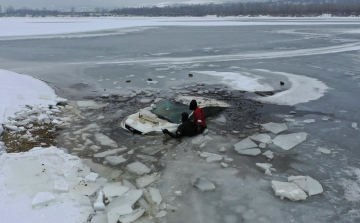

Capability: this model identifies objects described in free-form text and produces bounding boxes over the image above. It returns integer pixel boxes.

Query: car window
[151,100,192,124]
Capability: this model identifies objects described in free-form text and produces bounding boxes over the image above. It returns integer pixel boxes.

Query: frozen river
[1,17,360,222]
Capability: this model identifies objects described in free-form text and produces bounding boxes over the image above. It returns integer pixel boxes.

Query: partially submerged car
[121,96,230,134]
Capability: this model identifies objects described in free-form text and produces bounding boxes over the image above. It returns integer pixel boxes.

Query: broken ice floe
[317,147,331,154]
[272,132,307,150]
[256,163,276,176]
[32,192,56,209]
[262,150,274,160]
[233,138,261,156]
[260,122,288,134]
[352,122,358,129]
[303,119,315,123]
[149,187,162,205]
[250,134,272,144]
[126,162,151,175]
[103,182,129,197]
[94,147,127,158]
[105,156,127,165]
[271,181,307,201]
[288,176,323,196]
[94,133,118,148]
[136,174,158,188]
[191,177,216,192]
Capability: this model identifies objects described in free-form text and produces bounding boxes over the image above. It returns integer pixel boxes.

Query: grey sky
[0,0,242,9]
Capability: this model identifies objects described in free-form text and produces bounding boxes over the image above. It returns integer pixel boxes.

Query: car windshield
[151,100,192,124]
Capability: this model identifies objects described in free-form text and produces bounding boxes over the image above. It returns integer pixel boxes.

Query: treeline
[110,1,360,17]
[2,0,360,17]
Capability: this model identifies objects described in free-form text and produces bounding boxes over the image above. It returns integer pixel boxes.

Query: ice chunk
[94,133,118,148]
[271,181,307,201]
[118,208,145,223]
[288,176,308,192]
[352,122,358,129]
[219,147,226,153]
[32,192,56,208]
[91,214,107,223]
[94,147,127,158]
[122,179,137,190]
[54,180,69,193]
[191,178,216,192]
[234,138,257,152]
[90,145,101,151]
[105,155,127,165]
[77,100,98,108]
[69,181,101,196]
[306,176,323,196]
[272,132,307,150]
[303,119,315,123]
[94,190,105,211]
[250,134,272,144]
[86,172,99,182]
[221,163,228,168]
[156,210,167,218]
[206,154,223,163]
[140,98,153,103]
[317,147,331,154]
[0,125,3,136]
[262,150,274,160]
[106,190,143,223]
[200,152,213,158]
[261,122,288,134]
[256,163,273,171]
[103,183,129,198]
[259,143,266,149]
[136,174,158,188]
[126,162,151,175]
[236,148,261,156]
[149,187,162,205]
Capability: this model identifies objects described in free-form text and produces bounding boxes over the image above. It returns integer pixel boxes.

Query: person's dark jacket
[163,112,197,138]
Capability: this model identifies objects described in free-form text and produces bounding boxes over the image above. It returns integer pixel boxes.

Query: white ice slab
[234,138,258,152]
[94,147,127,158]
[118,208,145,223]
[262,150,274,160]
[250,134,272,144]
[219,147,226,153]
[200,152,214,158]
[272,132,307,150]
[191,178,216,192]
[32,192,56,209]
[136,174,158,188]
[255,163,273,171]
[215,115,227,123]
[303,119,315,123]
[91,214,107,223]
[94,190,105,211]
[94,133,118,148]
[156,210,167,218]
[306,176,323,196]
[317,147,331,154]
[126,162,151,175]
[236,148,261,156]
[103,183,129,198]
[86,172,99,182]
[271,181,307,201]
[352,122,358,129]
[149,187,162,205]
[260,122,288,134]
[105,156,127,166]
[105,190,143,223]
[206,154,223,163]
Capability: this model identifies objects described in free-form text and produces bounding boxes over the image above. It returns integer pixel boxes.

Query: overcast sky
[0,0,244,9]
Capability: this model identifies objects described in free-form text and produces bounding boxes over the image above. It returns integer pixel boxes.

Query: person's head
[189,100,197,110]
[181,112,189,122]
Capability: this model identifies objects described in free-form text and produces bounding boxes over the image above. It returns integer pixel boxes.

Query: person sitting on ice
[162,112,198,138]
[189,99,207,133]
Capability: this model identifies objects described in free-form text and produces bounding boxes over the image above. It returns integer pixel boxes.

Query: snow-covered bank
[0,147,93,223]
[0,69,65,125]
[1,17,360,37]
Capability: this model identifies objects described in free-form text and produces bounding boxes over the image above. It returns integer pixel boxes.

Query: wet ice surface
[2,18,360,222]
